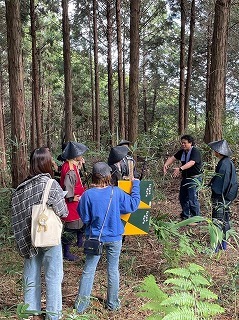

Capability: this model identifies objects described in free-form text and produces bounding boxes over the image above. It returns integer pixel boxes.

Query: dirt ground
[0,178,238,319]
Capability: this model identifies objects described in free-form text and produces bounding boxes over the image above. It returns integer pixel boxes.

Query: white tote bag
[31,179,63,247]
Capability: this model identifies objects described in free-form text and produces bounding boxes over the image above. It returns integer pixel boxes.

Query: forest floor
[0,177,239,320]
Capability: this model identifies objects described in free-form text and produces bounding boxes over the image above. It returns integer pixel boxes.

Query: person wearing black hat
[208,139,238,251]
[108,145,139,185]
[117,139,131,147]
[60,141,88,261]
[163,135,203,221]
[74,162,140,313]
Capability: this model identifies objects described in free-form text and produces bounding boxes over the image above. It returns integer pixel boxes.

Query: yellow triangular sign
[123,222,147,235]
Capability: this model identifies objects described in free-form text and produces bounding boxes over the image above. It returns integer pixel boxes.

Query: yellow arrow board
[118,180,153,235]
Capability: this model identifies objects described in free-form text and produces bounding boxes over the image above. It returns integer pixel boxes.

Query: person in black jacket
[163,135,203,221]
[208,139,238,251]
[108,145,139,185]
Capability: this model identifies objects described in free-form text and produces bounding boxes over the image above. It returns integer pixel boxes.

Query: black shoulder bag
[83,187,114,255]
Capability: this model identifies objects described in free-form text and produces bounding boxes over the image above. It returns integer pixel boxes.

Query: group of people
[11,135,237,319]
[11,140,140,319]
[163,135,238,251]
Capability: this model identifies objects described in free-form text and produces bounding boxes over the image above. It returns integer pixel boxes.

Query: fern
[160,292,196,307]
[164,267,190,278]
[197,287,218,300]
[190,274,211,286]
[139,275,168,301]
[137,263,225,319]
[164,278,194,290]
[162,306,196,320]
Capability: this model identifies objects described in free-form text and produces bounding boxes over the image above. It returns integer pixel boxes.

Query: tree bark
[93,0,100,148]
[107,0,115,145]
[0,58,7,187]
[204,0,231,143]
[142,52,148,133]
[116,0,125,140]
[128,0,140,143]
[30,0,43,147]
[184,0,195,131]
[5,0,28,187]
[87,1,95,142]
[178,0,186,135]
[62,0,73,142]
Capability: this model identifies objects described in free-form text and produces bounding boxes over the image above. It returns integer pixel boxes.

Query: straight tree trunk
[123,26,127,138]
[116,0,125,140]
[184,0,195,130]
[0,58,7,187]
[5,0,28,187]
[142,52,148,133]
[93,0,100,148]
[204,0,231,143]
[178,0,186,135]
[206,12,213,106]
[62,0,73,142]
[30,0,43,147]
[87,1,95,141]
[106,0,115,145]
[128,0,140,143]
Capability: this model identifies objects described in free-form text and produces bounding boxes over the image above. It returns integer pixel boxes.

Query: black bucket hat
[93,162,112,177]
[108,145,128,165]
[61,141,88,160]
[117,139,131,147]
[208,139,232,157]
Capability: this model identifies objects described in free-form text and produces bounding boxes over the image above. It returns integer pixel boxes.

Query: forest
[0,0,239,319]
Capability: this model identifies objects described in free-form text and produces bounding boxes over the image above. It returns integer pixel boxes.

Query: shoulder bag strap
[98,187,114,241]
[41,179,54,208]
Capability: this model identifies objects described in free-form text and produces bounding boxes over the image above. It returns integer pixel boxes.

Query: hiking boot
[63,244,79,261]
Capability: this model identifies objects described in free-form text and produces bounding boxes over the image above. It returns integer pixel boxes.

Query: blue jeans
[23,244,63,320]
[179,177,201,219]
[75,240,122,313]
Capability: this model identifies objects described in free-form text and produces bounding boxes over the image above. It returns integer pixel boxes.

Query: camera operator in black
[108,145,139,186]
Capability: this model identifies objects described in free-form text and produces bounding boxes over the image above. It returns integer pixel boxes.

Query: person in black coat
[208,139,238,251]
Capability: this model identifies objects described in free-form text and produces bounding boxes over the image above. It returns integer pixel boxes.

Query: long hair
[91,173,112,188]
[29,147,54,177]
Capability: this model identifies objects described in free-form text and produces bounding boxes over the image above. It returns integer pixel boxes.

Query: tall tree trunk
[5,0,28,187]
[123,25,127,138]
[30,0,43,147]
[178,0,186,135]
[206,12,213,105]
[107,0,115,145]
[87,2,95,142]
[93,0,100,148]
[116,0,125,140]
[62,0,73,142]
[184,0,195,131]
[204,0,231,143]
[128,0,140,143]
[0,58,7,187]
[142,52,148,133]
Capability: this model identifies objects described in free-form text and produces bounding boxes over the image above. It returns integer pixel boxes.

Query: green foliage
[138,263,225,319]
[151,216,200,267]
[0,188,14,246]
[16,303,41,319]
